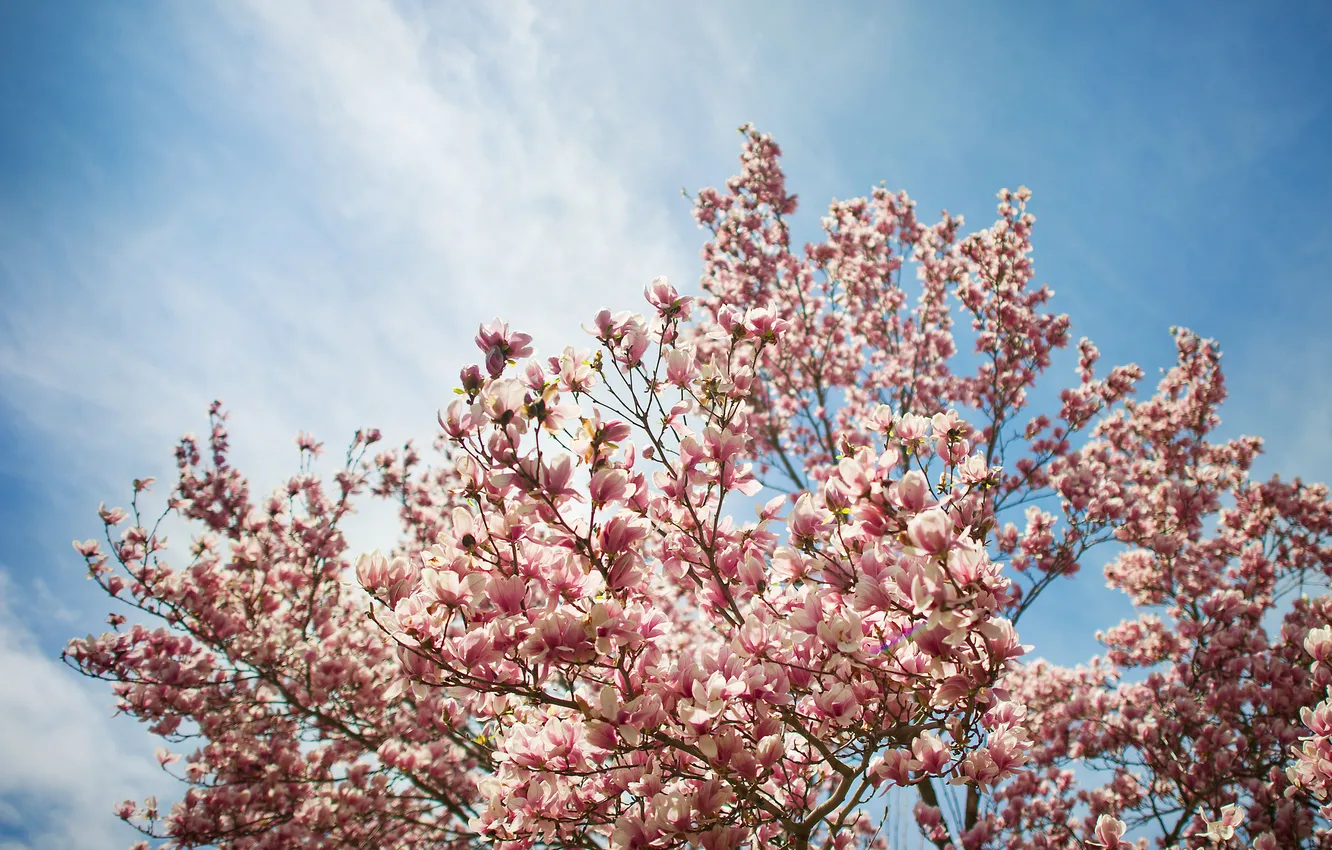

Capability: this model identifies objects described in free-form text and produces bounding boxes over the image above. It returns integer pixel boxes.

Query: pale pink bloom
[1307,626,1332,676]
[871,749,914,786]
[521,358,546,391]
[645,276,692,319]
[98,503,128,526]
[931,675,971,707]
[758,494,785,522]
[907,508,956,555]
[909,732,950,774]
[589,468,631,505]
[421,567,482,607]
[540,452,580,501]
[737,552,767,590]
[355,550,390,590]
[475,318,534,377]
[644,275,678,308]
[599,512,647,556]
[1202,804,1244,841]
[930,410,957,438]
[816,611,864,654]
[714,304,743,338]
[789,493,831,548]
[896,413,931,451]
[958,452,993,485]
[1090,814,1127,848]
[392,594,432,637]
[814,682,859,726]
[458,362,485,396]
[665,347,698,386]
[935,435,970,464]
[485,575,527,615]
[522,611,595,664]
[453,630,502,668]
[477,379,528,429]
[894,469,934,512]
[619,319,651,366]
[549,345,596,392]
[741,306,790,341]
[584,307,631,341]
[868,403,896,434]
[439,398,473,438]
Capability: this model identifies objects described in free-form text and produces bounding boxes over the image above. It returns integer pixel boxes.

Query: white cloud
[0,570,164,850]
[1231,333,1332,487]
[0,0,803,489]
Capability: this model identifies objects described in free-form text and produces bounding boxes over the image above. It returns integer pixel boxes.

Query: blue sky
[1,2,1329,846]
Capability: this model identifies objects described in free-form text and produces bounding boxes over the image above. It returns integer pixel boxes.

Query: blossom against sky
[1,2,1329,846]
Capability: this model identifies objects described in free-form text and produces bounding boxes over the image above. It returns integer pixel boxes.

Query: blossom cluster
[67,404,484,848]
[361,279,1029,848]
[67,126,1332,850]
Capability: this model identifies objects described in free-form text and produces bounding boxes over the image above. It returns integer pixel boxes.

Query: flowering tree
[66,405,485,847]
[69,127,1331,849]
[676,129,1332,848]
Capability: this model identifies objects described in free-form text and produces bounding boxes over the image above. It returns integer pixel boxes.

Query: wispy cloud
[4,3,696,469]
[0,571,164,850]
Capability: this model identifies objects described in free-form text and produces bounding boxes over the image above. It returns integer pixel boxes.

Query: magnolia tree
[66,405,484,846]
[68,127,1332,850]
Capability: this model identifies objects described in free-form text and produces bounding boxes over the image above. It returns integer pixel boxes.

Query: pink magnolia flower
[907,508,956,555]
[475,318,534,378]
[909,732,950,775]
[1202,804,1245,842]
[894,469,935,512]
[589,467,631,505]
[1090,814,1127,848]
[645,275,693,321]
